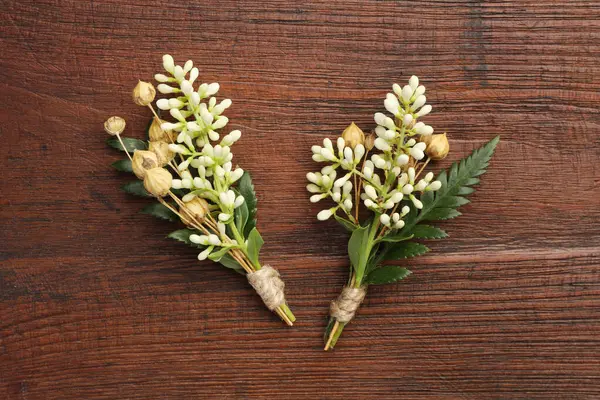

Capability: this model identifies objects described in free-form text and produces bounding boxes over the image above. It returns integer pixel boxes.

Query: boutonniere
[104,55,295,325]
[306,76,498,349]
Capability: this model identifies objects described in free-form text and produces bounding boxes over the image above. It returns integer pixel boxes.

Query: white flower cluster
[307,137,366,221]
[307,75,442,233]
[155,55,246,259]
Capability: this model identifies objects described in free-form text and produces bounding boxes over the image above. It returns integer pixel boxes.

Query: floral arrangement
[306,76,498,349]
[104,55,295,325]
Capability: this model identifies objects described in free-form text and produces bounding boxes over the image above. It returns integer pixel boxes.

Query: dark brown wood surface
[2,1,600,398]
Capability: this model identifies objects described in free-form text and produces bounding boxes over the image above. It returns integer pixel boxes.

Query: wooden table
[2,1,599,398]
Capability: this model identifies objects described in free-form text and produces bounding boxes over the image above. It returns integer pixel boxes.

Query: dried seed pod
[148,141,174,166]
[133,81,156,106]
[132,150,159,179]
[179,197,210,225]
[421,133,450,160]
[341,122,365,149]
[104,116,126,136]
[148,118,175,142]
[143,167,172,197]
[364,132,376,151]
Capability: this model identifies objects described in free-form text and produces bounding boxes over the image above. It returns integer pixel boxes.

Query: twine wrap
[330,286,367,323]
[247,265,286,310]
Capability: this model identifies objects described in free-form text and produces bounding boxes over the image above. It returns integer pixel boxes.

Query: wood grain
[1,0,600,398]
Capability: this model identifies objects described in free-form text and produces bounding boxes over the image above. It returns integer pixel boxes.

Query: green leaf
[348,225,370,278]
[246,228,264,267]
[107,137,147,152]
[234,197,249,235]
[167,228,203,247]
[378,233,414,243]
[217,253,244,274]
[111,159,133,173]
[141,202,178,222]
[208,246,231,262]
[410,225,448,239]
[421,208,462,221]
[403,136,499,227]
[383,242,430,261]
[122,181,152,197]
[334,214,358,232]
[365,266,412,285]
[238,172,258,237]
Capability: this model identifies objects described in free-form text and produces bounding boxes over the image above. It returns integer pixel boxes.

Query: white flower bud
[428,181,442,191]
[391,192,404,203]
[402,184,414,195]
[384,93,400,115]
[392,83,402,96]
[394,220,405,229]
[354,144,365,162]
[189,68,199,83]
[198,248,212,260]
[412,95,426,110]
[156,99,170,110]
[410,195,423,209]
[183,60,193,74]
[416,104,432,117]
[364,185,378,200]
[206,83,220,96]
[180,80,193,96]
[409,75,419,90]
[380,214,391,226]
[343,199,353,210]
[162,54,175,73]
[317,209,334,221]
[403,114,413,127]
[401,205,410,215]
[234,196,245,208]
[364,199,375,208]
[155,73,170,82]
[212,117,228,130]
[374,112,387,126]
[396,154,409,166]
[414,85,426,97]
[425,172,434,182]
[157,84,175,94]
[374,137,391,151]
[401,85,413,102]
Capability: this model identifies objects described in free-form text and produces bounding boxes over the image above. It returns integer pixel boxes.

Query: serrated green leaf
[334,214,358,232]
[378,233,414,243]
[122,181,152,197]
[167,228,203,247]
[141,202,178,222]
[111,159,133,173]
[246,228,263,267]
[238,172,258,237]
[404,136,499,227]
[107,137,147,152]
[365,266,412,285]
[421,208,462,221]
[383,242,430,260]
[410,225,448,239]
[436,196,470,208]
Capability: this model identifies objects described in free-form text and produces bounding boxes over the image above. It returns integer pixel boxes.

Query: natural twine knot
[247,265,286,310]
[330,286,367,323]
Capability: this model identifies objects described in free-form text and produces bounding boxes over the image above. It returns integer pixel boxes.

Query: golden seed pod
[341,122,365,149]
[148,118,175,142]
[132,150,159,179]
[104,116,126,136]
[421,133,450,160]
[143,167,172,197]
[179,197,210,226]
[148,141,174,166]
[133,80,156,106]
[364,132,376,151]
